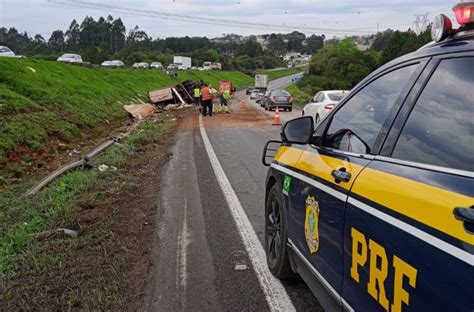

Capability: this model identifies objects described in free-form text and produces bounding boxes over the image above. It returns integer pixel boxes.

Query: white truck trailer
[173,56,192,69]
[255,74,269,90]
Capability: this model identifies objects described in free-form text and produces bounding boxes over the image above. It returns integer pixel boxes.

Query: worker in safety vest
[220,89,231,114]
[201,84,213,117]
[193,85,201,106]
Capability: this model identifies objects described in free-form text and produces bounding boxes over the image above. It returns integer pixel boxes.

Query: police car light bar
[432,14,453,42]
[453,1,474,25]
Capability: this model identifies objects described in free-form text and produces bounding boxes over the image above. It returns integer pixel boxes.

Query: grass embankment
[0,58,253,181]
[256,65,307,81]
[1,111,177,309]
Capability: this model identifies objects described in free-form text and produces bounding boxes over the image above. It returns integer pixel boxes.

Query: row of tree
[0,16,325,71]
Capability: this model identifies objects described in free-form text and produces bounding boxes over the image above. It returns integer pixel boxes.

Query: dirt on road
[203,97,272,129]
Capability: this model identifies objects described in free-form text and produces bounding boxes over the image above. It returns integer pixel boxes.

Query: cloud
[0,0,456,38]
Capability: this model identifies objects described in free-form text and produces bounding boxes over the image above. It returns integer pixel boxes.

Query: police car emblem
[305,195,320,254]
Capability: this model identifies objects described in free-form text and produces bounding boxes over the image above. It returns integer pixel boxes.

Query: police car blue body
[263,4,474,311]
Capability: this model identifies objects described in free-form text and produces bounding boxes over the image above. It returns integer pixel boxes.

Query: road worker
[210,85,219,114]
[201,84,213,117]
[193,84,201,106]
[220,89,231,114]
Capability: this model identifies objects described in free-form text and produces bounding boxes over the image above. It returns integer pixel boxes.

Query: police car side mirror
[281,116,314,145]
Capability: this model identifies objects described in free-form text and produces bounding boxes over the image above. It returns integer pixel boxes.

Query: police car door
[285,63,424,310]
[343,55,474,312]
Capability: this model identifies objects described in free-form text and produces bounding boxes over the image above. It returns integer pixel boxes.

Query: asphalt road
[145,75,322,311]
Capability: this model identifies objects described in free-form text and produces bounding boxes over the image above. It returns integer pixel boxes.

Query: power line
[47,0,374,35]
[413,13,430,34]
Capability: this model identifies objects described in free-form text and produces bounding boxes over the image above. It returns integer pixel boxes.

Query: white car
[102,60,124,68]
[302,90,349,123]
[133,62,149,69]
[57,54,83,63]
[150,62,163,69]
[250,89,265,101]
[0,46,16,57]
[167,63,179,70]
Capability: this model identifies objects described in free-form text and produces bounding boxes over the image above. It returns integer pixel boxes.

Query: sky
[0,0,457,40]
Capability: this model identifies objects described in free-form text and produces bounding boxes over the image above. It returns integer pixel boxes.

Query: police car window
[323,65,418,154]
[392,57,474,172]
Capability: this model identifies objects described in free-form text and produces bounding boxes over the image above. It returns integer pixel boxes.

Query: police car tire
[265,184,297,280]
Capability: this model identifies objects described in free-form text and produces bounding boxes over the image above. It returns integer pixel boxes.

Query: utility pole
[413,13,430,35]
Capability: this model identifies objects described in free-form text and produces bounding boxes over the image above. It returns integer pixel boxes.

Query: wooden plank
[171,87,186,105]
[149,88,173,103]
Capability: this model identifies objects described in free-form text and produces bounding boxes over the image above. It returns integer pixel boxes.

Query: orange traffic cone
[272,107,282,126]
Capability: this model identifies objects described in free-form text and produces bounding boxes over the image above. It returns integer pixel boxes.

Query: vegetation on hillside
[0,58,253,181]
[289,28,431,105]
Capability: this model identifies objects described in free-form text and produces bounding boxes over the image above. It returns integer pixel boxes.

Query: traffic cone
[272,107,282,126]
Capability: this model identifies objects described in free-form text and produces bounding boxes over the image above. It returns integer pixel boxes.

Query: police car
[262,3,473,311]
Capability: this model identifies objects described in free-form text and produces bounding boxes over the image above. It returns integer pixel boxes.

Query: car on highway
[132,62,149,69]
[292,75,303,82]
[0,46,16,57]
[150,62,164,69]
[167,63,179,70]
[302,90,349,123]
[250,89,264,100]
[263,90,293,111]
[262,4,474,312]
[260,90,271,108]
[57,53,83,63]
[101,60,124,68]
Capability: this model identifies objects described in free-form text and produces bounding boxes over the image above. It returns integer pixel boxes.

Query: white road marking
[199,115,296,312]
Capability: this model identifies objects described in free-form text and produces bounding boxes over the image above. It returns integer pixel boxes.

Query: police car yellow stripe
[273,146,474,246]
[294,150,366,192]
[351,167,474,246]
[272,163,473,265]
[274,146,304,167]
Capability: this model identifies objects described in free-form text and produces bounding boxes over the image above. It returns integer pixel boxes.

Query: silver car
[133,62,150,69]
[102,60,124,68]
[150,62,164,69]
[0,46,16,57]
[264,90,293,112]
[57,54,83,63]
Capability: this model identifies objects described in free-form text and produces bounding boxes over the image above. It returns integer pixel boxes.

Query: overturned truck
[149,80,197,107]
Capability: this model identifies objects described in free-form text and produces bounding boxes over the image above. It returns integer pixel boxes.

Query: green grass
[256,66,308,81]
[0,58,253,180]
[287,84,312,108]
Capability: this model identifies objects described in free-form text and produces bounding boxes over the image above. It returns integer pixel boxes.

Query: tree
[305,34,325,54]
[371,29,394,51]
[286,31,306,52]
[48,30,65,53]
[127,25,150,43]
[65,19,80,52]
[111,18,126,53]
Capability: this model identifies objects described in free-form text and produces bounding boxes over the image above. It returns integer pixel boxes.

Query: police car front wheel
[265,184,296,280]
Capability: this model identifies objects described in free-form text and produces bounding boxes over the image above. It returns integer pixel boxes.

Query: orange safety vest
[201,87,212,101]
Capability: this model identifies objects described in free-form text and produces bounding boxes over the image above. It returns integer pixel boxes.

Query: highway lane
[146,75,322,311]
